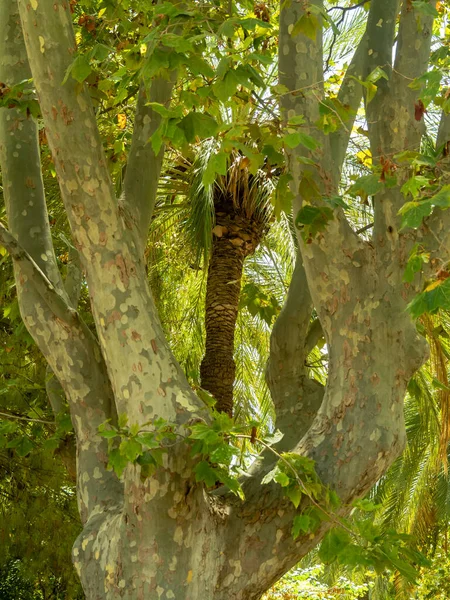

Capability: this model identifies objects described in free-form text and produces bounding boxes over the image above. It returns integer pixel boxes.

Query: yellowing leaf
[117,114,127,129]
[425,280,442,292]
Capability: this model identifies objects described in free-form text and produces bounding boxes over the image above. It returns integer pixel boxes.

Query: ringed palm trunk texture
[200,210,266,415]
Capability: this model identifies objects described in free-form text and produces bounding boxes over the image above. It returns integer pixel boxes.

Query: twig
[0,410,55,425]
[355,222,374,235]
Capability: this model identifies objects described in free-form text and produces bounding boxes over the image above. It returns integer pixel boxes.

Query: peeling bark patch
[151,339,158,354]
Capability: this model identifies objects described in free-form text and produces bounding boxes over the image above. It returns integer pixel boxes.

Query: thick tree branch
[266,256,323,455]
[0,223,78,324]
[0,1,121,523]
[279,0,365,271]
[122,76,176,256]
[18,0,205,428]
[330,31,367,182]
[367,0,435,244]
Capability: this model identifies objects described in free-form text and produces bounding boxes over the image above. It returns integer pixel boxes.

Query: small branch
[327,0,371,13]
[0,410,55,425]
[355,222,374,235]
[251,90,279,121]
[233,433,356,538]
[0,222,78,325]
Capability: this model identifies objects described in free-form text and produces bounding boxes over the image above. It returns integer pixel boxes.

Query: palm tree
[151,140,278,415]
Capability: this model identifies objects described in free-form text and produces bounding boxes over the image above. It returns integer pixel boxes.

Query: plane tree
[0,0,450,599]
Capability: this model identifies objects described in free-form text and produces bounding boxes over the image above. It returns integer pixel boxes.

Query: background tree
[0,0,450,599]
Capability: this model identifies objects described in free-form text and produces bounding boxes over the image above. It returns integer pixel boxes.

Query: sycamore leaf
[7,436,34,457]
[319,529,352,564]
[428,184,450,208]
[401,175,430,199]
[408,278,450,318]
[194,460,218,487]
[273,173,293,219]
[108,448,129,478]
[188,55,215,78]
[119,438,143,462]
[69,55,92,83]
[283,131,319,150]
[202,152,228,186]
[348,174,382,200]
[295,205,334,241]
[274,470,291,487]
[292,514,311,539]
[412,0,439,17]
[178,112,219,143]
[291,14,320,40]
[286,486,302,508]
[398,200,433,229]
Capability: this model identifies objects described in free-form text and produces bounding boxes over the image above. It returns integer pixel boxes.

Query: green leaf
[189,423,221,445]
[119,438,143,462]
[70,55,92,84]
[274,470,291,487]
[261,467,277,485]
[428,185,450,208]
[352,498,382,512]
[273,173,293,219]
[319,529,352,564]
[404,245,429,283]
[286,486,302,508]
[348,174,382,200]
[408,278,450,319]
[0,420,19,434]
[295,205,334,241]
[412,0,439,17]
[283,132,319,151]
[209,444,236,465]
[194,460,218,487]
[292,514,311,539]
[118,413,128,429]
[98,428,118,439]
[91,43,110,62]
[401,175,430,199]
[398,200,433,229]
[323,195,349,209]
[202,151,228,186]
[136,450,157,466]
[188,55,215,79]
[11,436,34,457]
[136,432,160,449]
[108,448,129,478]
[178,112,219,143]
[291,14,320,40]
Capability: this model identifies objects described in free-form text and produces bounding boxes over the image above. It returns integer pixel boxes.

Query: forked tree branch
[0,0,122,522]
[0,223,78,325]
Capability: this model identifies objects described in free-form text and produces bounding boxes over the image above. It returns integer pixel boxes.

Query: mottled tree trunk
[200,213,265,415]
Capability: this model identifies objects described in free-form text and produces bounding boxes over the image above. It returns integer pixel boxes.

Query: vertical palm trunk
[200,232,245,415]
[200,213,265,415]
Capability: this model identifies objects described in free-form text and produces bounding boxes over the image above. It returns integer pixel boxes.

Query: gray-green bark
[0,0,441,598]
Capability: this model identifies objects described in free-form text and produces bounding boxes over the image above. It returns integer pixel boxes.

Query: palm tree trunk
[200,232,245,415]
